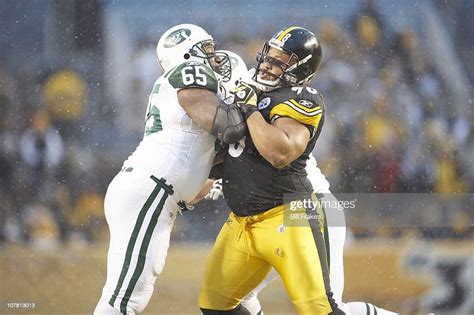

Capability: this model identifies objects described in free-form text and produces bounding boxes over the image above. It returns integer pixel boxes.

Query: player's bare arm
[189,178,214,205]
[231,79,318,169]
[178,88,218,133]
[246,113,309,168]
[177,83,247,144]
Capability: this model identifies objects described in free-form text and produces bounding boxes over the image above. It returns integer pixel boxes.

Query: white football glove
[205,179,223,200]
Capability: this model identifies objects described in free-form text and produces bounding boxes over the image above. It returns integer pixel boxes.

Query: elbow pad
[212,102,247,144]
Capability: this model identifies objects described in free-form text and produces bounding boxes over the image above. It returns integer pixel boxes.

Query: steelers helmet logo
[237,91,246,99]
[258,97,271,110]
[163,28,191,48]
[298,99,313,108]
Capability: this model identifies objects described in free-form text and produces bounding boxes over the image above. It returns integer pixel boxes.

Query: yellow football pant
[198,203,335,314]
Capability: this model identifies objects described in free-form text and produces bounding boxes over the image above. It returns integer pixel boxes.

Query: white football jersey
[123,61,222,202]
[306,154,331,193]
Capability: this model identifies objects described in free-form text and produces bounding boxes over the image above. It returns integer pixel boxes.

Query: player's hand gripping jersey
[123,61,222,203]
[223,85,325,215]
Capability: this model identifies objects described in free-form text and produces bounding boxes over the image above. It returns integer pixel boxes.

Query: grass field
[1,240,438,314]
[1,242,293,314]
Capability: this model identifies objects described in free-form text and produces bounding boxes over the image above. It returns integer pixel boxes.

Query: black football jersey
[223,85,325,216]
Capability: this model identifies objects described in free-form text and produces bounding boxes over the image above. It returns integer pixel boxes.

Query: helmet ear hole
[184,53,190,60]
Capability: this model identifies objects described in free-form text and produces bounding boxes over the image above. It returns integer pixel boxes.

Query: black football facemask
[189,40,232,82]
[253,41,300,89]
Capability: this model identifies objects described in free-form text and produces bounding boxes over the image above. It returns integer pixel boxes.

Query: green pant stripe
[120,190,169,313]
[108,176,174,310]
[108,183,162,308]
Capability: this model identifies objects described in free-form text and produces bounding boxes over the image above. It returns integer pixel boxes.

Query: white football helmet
[216,50,249,93]
[156,24,231,81]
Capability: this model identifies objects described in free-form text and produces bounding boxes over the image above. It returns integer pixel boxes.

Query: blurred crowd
[308,5,474,239]
[0,1,472,247]
[0,69,114,248]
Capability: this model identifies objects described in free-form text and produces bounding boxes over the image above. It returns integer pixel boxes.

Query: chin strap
[244,68,280,92]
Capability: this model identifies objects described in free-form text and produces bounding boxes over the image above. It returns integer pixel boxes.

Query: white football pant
[94,170,179,314]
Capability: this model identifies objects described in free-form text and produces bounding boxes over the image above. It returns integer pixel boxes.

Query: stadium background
[0,0,473,314]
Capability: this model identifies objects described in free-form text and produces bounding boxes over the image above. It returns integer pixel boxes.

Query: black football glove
[231,82,259,120]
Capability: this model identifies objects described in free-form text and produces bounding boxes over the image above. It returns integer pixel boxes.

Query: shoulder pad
[269,86,325,128]
[167,62,218,93]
